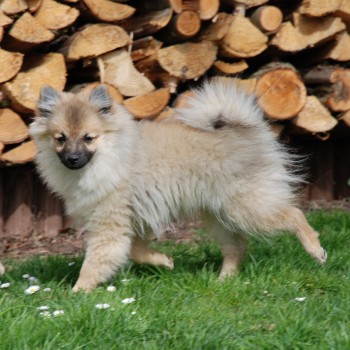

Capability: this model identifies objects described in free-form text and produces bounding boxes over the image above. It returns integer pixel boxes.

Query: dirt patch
[1,201,349,260]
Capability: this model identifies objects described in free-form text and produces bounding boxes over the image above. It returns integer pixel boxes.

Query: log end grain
[123,88,170,119]
[256,68,307,120]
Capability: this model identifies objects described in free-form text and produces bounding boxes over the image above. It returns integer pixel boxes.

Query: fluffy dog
[29,78,327,292]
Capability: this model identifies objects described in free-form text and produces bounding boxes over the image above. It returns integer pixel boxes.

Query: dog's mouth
[58,152,93,170]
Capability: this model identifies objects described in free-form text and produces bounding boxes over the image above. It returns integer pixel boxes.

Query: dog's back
[131,80,300,235]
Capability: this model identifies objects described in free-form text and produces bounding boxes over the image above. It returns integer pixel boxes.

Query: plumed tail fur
[172,78,306,212]
[174,78,264,131]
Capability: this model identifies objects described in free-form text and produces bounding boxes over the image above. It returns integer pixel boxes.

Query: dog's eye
[55,134,66,145]
[84,135,94,144]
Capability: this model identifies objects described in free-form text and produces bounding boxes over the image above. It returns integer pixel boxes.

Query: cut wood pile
[1,0,350,165]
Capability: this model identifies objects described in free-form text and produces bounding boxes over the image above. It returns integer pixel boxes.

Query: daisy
[53,310,64,317]
[106,286,116,292]
[25,285,40,295]
[121,297,136,304]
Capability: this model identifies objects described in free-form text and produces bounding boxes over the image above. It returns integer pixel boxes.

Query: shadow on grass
[6,209,346,288]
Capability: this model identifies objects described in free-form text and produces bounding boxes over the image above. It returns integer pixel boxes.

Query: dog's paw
[164,255,174,270]
[311,247,327,265]
[72,280,95,293]
[0,262,5,275]
[318,248,327,264]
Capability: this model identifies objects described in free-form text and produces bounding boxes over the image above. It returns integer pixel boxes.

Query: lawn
[0,210,349,350]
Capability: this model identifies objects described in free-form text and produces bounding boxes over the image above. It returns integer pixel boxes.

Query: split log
[27,0,43,12]
[34,0,80,30]
[292,13,345,44]
[220,15,268,58]
[222,0,269,11]
[291,96,338,133]
[0,10,13,26]
[99,49,155,97]
[199,0,220,20]
[339,109,350,127]
[82,0,135,22]
[3,12,55,52]
[213,60,248,75]
[0,0,28,15]
[270,22,308,52]
[325,32,350,61]
[169,0,219,20]
[336,2,350,28]
[299,0,341,17]
[60,24,131,61]
[0,140,37,164]
[131,37,163,62]
[254,64,307,120]
[303,67,350,112]
[134,54,174,91]
[271,14,346,52]
[157,41,217,80]
[123,88,170,119]
[3,53,66,113]
[0,109,28,144]
[200,13,233,42]
[0,48,23,83]
[250,6,283,33]
[119,8,173,39]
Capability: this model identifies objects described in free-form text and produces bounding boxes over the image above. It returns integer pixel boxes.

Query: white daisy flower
[43,288,52,292]
[121,297,136,304]
[37,306,50,311]
[131,311,137,315]
[39,311,51,318]
[106,286,116,292]
[22,274,30,279]
[95,303,110,309]
[0,282,11,288]
[121,279,131,283]
[25,285,40,295]
[68,262,75,266]
[295,297,306,302]
[53,310,64,317]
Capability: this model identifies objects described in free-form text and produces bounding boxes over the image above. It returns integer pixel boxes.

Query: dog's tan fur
[29,79,327,292]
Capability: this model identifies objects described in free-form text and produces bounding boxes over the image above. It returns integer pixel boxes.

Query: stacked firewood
[1,0,350,165]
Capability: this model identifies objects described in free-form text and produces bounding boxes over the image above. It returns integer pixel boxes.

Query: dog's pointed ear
[89,85,112,116]
[38,86,61,118]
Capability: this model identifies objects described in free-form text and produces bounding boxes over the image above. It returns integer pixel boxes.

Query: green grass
[1,210,350,350]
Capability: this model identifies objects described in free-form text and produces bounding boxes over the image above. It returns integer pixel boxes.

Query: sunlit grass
[0,210,349,349]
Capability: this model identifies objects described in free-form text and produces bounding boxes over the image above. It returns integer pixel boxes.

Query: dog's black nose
[67,154,79,165]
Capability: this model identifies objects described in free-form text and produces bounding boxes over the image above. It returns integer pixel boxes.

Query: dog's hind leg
[203,214,247,279]
[0,261,4,275]
[130,236,174,269]
[281,206,327,264]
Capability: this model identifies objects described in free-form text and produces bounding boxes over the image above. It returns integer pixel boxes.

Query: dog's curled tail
[174,78,264,131]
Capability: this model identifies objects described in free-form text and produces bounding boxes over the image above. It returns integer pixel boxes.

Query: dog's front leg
[73,228,133,292]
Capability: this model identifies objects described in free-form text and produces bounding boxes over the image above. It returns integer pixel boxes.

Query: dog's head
[32,85,115,170]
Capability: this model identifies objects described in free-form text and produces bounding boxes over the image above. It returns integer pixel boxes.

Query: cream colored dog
[29,79,327,292]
